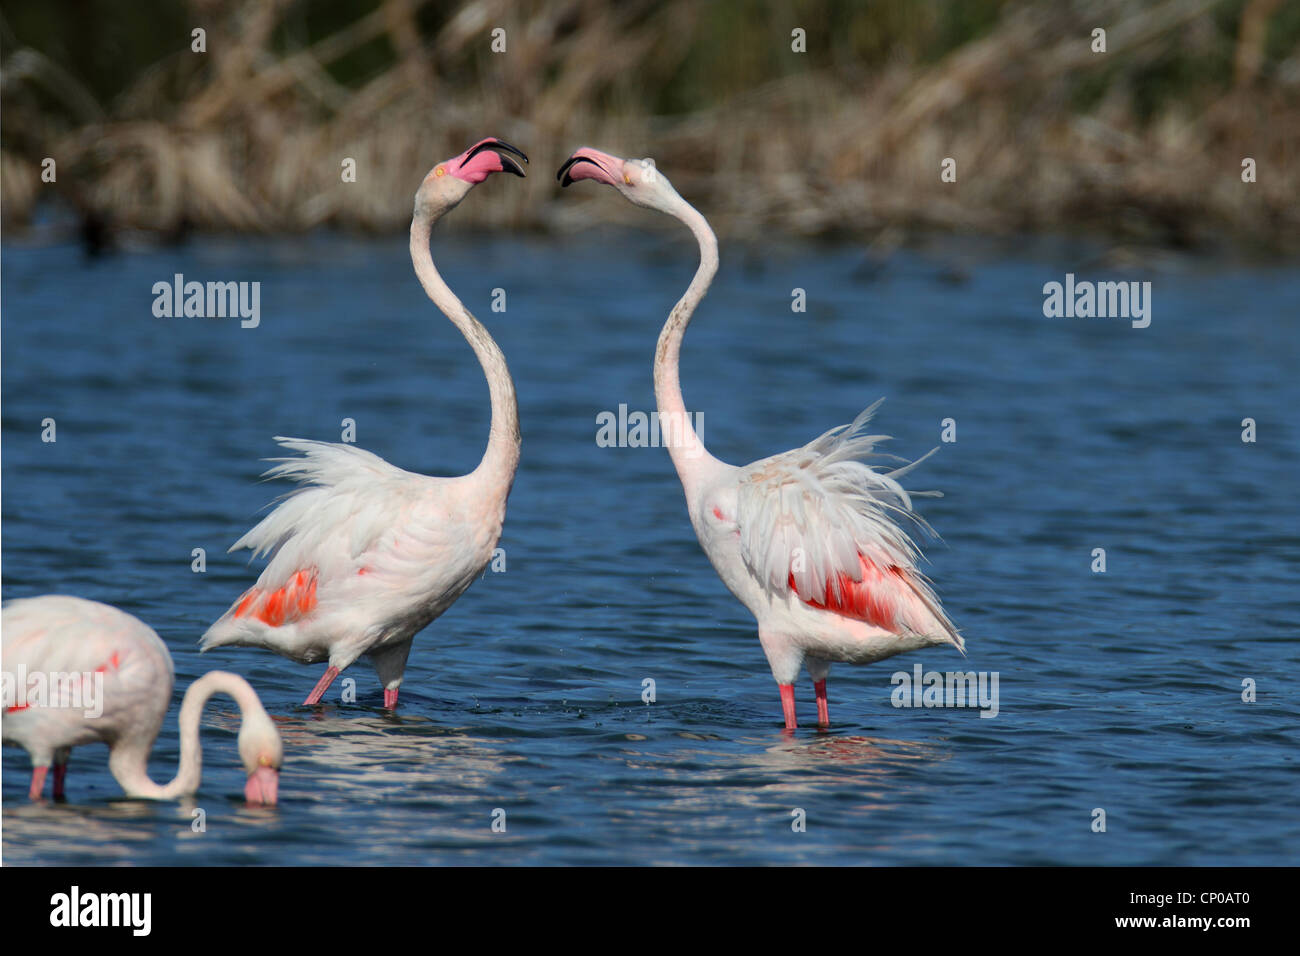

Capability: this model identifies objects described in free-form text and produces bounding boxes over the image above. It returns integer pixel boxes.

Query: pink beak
[244,765,279,806]
[445,138,528,184]
[557,147,626,188]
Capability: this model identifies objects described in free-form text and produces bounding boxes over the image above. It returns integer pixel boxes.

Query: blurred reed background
[2,0,1297,249]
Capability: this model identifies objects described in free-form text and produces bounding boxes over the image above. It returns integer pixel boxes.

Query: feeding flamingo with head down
[558,147,964,730]
[2,595,281,803]
[200,138,527,709]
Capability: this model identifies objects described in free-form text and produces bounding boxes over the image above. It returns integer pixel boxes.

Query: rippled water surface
[3,230,1297,865]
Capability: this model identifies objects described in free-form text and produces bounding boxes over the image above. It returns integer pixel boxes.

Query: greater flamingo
[2,595,281,803]
[558,147,964,729]
[201,138,527,709]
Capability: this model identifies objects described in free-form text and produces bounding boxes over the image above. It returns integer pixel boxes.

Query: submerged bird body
[559,147,962,728]
[3,595,281,803]
[201,139,527,708]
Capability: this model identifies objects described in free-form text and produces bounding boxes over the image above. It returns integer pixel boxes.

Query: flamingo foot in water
[29,765,48,801]
[52,763,68,799]
[814,679,829,727]
[383,687,399,710]
[303,666,340,706]
[779,683,797,730]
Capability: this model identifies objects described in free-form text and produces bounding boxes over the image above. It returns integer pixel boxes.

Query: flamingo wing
[2,596,173,757]
[208,438,435,631]
[2,596,172,682]
[734,401,962,647]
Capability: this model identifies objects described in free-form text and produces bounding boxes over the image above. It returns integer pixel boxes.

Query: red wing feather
[232,568,319,627]
[790,554,907,631]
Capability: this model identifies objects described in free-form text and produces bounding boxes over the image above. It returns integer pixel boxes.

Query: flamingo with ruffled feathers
[2,595,281,803]
[201,138,527,709]
[558,147,964,729]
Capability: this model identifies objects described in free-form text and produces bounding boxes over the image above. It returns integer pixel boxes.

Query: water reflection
[4,796,210,864]
[3,236,1296,864]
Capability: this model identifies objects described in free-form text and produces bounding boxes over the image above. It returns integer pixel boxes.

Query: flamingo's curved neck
[655,194,723,496]
[410,212,520,488]
[108,672,262,800]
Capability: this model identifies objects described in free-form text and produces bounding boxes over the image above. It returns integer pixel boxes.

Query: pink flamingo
[559,147,964,729]
[201,138,527,709]
[2,595,281,803]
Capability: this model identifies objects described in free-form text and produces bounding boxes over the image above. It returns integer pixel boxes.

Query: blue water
[3,230,1297,865]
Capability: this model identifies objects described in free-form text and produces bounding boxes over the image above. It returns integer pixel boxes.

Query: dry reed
[1,0,1296,250]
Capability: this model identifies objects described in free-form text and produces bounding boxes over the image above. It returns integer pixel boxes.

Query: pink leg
[779,683,797,730]
[303,666,341,705]
[383,687,399,710]
[52,762,68,799]
[29,765,48,801]
[813,679,829,727]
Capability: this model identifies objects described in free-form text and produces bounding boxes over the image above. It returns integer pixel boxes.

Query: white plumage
[736,400,942,601]
[200,138,527,709]
[560,146,963,728]
[201,439,500,682]
[3,595,281,803]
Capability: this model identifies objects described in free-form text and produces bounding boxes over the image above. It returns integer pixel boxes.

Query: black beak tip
[556,155,594,187]
[491,139,529,165]
[467,138,530,177]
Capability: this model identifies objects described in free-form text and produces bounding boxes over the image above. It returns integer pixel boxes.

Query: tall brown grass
[2,0,1296,250]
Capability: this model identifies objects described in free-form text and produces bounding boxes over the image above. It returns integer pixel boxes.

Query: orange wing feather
[232,568,319,627]
[789,554,908,631]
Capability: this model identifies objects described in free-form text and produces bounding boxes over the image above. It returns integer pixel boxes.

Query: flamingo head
[695,480,743,556]
[418,138,528,211]
[237,706,283,806]
[557,147,676,212]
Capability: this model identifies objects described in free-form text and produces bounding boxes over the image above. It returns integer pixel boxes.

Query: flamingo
[558,147,964,729]
[200,138,527,710]
[2,595,281,803]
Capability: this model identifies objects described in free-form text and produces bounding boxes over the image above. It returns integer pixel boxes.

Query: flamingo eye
[435,167,446,177]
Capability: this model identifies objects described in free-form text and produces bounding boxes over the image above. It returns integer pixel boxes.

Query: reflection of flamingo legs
[560,147,964,730]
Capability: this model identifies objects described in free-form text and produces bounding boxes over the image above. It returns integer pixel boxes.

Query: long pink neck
[108,672,263,800]
[654,194,724,497]
[410,212,521,487]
